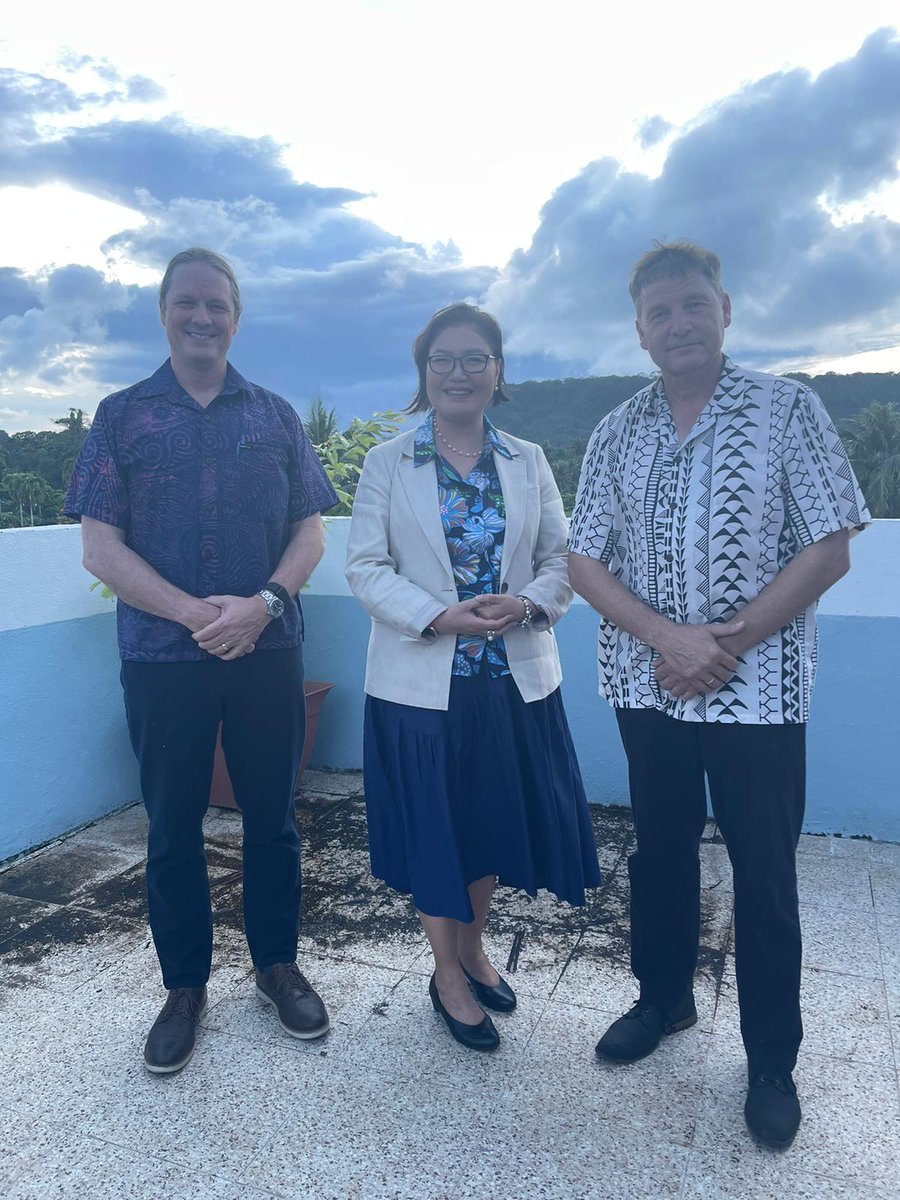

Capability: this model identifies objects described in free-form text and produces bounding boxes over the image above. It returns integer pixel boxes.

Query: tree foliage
[840,401,900,519]
[303,396,340,446]
[311,408,404,515]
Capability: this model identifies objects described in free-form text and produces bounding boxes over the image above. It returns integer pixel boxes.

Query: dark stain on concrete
[0,893,60,945]
[0,789,732,1002]
[0,845,131,905]
[0,904,143,972]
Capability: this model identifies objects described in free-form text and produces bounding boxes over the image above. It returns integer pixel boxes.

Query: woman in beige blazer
[346,303,600,1052]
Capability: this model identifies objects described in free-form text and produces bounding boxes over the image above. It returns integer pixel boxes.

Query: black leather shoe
[429,975,500,1052]
[744,1072,801,1148]
[595,994,697,1063]
[255,963,330,1039]
[460,960,517,1013]
[143,986,208,1074]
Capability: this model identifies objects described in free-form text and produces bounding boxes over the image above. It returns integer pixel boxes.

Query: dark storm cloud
[488,27,900,373]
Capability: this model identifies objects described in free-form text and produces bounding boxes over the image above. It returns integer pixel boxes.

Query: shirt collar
[641,356,752,423]
[132,359,250,407]
[413,410,513,467]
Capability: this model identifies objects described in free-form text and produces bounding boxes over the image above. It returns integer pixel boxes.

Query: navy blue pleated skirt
[363,670,602,921]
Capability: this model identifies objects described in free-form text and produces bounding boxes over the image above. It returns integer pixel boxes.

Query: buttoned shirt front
[65,360,338,662]
[414,412,513,678]
[568,358,869,723]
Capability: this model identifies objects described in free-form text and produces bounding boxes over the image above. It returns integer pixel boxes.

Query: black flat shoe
[429,975,500,1052]
[459,961,517,1013]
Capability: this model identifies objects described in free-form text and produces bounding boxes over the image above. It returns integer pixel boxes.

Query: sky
[1,1,899,432]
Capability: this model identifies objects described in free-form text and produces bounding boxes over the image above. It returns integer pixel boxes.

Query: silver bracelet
[516,595,534,628]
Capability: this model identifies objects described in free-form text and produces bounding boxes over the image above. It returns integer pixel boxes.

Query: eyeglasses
[426,353,499,375]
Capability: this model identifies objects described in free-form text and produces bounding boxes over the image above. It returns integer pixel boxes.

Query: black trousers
[122,647,306,989]
[615,707,805,1077]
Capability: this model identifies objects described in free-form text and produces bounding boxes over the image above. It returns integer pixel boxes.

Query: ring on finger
[221,643,229,651]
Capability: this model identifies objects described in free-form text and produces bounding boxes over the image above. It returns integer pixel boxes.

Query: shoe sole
[143,1001,208,1075]
[595,1010,698,1063]
[255,985,331,1039]
[746,1126,799,1151]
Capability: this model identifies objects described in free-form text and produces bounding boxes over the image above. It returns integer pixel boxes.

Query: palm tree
[52,409,90,437]
[303,397,339,447]
[4,472,52,526]
[841,401,900,519]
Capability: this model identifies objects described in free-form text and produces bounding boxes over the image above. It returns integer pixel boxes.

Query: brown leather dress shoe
[255,962,330,1039]
[143,986,208,1074]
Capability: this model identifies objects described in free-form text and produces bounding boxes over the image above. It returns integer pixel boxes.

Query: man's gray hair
[629,240,722,312]
[158,248,242,318]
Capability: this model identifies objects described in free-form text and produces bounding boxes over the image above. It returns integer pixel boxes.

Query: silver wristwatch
[258,588,285,619]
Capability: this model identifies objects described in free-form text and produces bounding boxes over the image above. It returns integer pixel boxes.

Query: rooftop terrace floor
[1,772,898,1200]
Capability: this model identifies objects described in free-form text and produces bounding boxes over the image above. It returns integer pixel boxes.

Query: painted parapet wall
[304,518,900,843]
[0,527,141,862]
[1,520,898,863]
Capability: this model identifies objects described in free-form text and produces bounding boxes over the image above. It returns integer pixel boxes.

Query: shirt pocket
[232,437,290,519]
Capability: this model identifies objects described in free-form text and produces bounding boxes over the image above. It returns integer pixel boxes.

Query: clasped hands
[653,618,747,700]
[186,594,271,660]
[431,594,527,638]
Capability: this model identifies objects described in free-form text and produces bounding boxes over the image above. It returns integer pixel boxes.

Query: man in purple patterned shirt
[65,248,339,1074]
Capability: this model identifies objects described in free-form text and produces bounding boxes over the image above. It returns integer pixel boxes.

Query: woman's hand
[431,598,507,637]
[472,594,526,635]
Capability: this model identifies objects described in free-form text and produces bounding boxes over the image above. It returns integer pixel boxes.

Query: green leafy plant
[313,410,404,515]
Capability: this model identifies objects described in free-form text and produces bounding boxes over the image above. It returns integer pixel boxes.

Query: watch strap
[263,581,292,606]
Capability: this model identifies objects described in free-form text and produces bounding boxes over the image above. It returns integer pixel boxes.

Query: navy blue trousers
[615,707,805,1077]
[122,647,306,989]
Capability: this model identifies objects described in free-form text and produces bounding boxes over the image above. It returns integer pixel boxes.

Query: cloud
[0,269,41,321]
[0,67,497,428]
[637,115,673,149]
[487,27,900,373]
[2,30,900,431]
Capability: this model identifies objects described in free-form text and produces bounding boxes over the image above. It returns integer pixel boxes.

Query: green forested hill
[497,371,900,446]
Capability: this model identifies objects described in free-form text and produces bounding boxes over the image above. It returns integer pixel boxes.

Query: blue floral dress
[414,411,511,678]
[362,413,602,921]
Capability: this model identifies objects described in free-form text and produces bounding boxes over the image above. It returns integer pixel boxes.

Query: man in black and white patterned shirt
[568,241,868,1149]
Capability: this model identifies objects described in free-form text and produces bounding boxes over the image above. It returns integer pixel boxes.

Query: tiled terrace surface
[1,771,898,1200]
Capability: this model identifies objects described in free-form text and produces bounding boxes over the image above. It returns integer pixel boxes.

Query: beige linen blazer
[345,426,573,710]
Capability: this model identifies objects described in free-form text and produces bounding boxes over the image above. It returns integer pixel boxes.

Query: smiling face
[635,271,731,383]
[160,262,239,374]
[424,324,501,427]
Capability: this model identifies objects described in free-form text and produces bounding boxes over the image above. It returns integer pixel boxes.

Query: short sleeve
[782,387,871,548]
[568,418,619,562]
[63,399,130,529]
[284,408,340,521]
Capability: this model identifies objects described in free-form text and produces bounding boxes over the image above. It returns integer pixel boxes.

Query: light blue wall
[2,522,898,864]
[0,613,141,862]
[303,599,900,843]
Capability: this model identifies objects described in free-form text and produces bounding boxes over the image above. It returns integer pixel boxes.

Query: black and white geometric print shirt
[568,357,870,724]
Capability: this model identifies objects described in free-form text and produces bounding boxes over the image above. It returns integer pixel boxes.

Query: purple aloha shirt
[414,411,512,678]
[65,359,339,662]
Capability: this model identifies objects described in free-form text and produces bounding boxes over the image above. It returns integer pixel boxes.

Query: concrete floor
[0,770,898,1200]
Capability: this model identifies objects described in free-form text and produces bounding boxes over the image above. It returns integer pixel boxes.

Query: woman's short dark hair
[406,302,512,414]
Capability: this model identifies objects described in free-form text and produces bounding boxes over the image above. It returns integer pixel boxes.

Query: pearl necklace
[435,420,484,458]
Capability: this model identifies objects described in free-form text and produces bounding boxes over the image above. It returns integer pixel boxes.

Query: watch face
[270,595,285,618]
